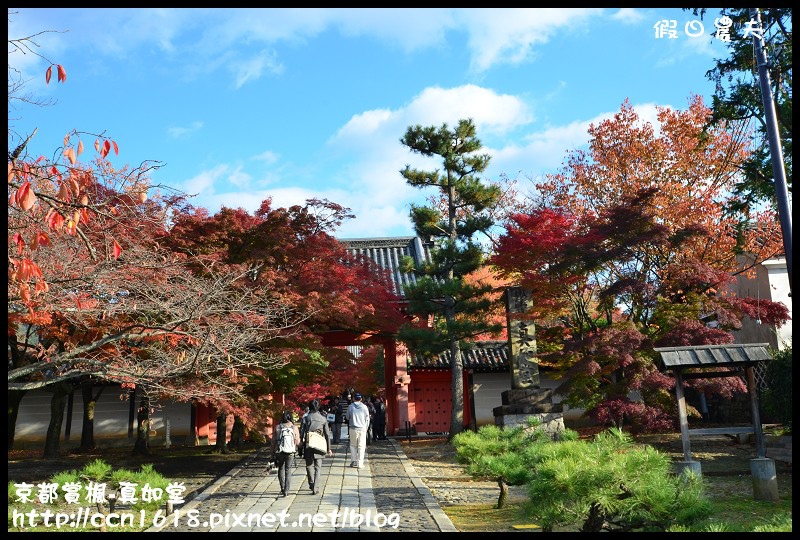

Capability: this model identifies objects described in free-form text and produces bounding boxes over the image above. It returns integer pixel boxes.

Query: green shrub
[79,459,112,483]
[452,418,576,509]
[524,428,712,532]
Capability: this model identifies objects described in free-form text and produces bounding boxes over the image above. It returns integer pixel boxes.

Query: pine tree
[397,118,503,438]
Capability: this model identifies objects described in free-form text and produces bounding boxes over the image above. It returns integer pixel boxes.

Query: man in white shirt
[346,393,370,468]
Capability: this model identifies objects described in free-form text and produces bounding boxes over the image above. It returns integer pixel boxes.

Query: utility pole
[749,8,792,295]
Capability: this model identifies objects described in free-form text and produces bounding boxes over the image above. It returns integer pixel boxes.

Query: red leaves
[112,239,122,259]
[97,139,119,159]
[45,64,67,84]
[12,181,37,211]
[9,258,44,282]
[11,233,25,254]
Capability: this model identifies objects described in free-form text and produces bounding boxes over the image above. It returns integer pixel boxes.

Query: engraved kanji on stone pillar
[505,286,539,389]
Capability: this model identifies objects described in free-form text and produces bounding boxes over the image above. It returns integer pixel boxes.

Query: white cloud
[253,150,280,164]
[230,49,283,88]
[611,8,645,25]
[456,8,603,72]
[167,121,204,139]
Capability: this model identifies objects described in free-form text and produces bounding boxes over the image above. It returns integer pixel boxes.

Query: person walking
[300,399,333,495]
[373,396,387,441]
[271,411,300,497]
[330,396,343,444]
[365,395,376,446]
[346,392,370,468]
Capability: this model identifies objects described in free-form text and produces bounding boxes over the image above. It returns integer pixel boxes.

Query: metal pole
[749,8,792,295]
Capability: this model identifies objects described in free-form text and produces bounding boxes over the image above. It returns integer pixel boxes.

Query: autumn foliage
[492,96,789,432]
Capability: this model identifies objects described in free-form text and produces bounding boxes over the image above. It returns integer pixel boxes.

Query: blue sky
[9,8,736,239]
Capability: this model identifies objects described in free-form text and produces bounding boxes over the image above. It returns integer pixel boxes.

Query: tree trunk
[188,401,199,447]
[496,479,509,509]
[229,416,245,447]
[447,304,464,440]
[215,413,229,454]
[78,381,103,452]
[7,389,27,451]
[581,502,606,533]
[43,383,73,459]
[132,394,151,456]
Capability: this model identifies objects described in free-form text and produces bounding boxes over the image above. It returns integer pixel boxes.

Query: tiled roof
[339,236,436,298]
[654,343,773,370]
[410,341,509,372]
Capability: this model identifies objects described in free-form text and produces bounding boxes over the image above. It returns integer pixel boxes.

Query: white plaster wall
[13,388,192,444]
[731,256,792,351]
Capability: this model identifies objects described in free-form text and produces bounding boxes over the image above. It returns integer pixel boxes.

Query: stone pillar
[506,286,540,388]
[494,287,563,437]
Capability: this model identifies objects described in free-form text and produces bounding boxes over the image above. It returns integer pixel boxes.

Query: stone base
[494,411,565,439]
[501,387,558,406]
[674,460,702,478]
[494,402,563,415]
[751,457,779,502]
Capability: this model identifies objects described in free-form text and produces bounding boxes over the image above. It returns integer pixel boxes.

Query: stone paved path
[147,437,456,532]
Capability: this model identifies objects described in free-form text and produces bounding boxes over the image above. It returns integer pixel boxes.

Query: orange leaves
[9,258,44,283]
[69,177,81,198]
[11,233,25,254]
[10,231,49,254]
[45,64,67,84]
[51,165,63,184]
[46,209,65,231]
[11,181,37,211]
[30,231,51,250]
[64,146,77,165]
[95,138,119,159]
[67,291,98,311]
[57,181,71,202]
[112,239,122,259]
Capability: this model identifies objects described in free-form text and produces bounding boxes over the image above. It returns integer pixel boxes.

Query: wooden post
[672,368,701,478]
[673,368,692,462]
[745,365,766,458]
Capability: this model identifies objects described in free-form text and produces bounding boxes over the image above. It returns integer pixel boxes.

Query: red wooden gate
[409,370,471,434]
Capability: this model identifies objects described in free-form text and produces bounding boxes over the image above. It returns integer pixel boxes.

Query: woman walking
[301,399,333,495]
[271,411,300,497]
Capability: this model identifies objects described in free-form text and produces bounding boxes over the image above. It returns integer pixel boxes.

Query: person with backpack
[300,399,332,495]
[271,410,301,497]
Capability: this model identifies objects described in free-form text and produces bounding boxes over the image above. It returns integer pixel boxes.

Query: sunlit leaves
[64,147,76,165]
[13,181,37,211]
[45,64,67,84]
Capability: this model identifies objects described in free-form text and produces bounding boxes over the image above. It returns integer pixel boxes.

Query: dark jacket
[301,411,332,454]
[336,399,348,423]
